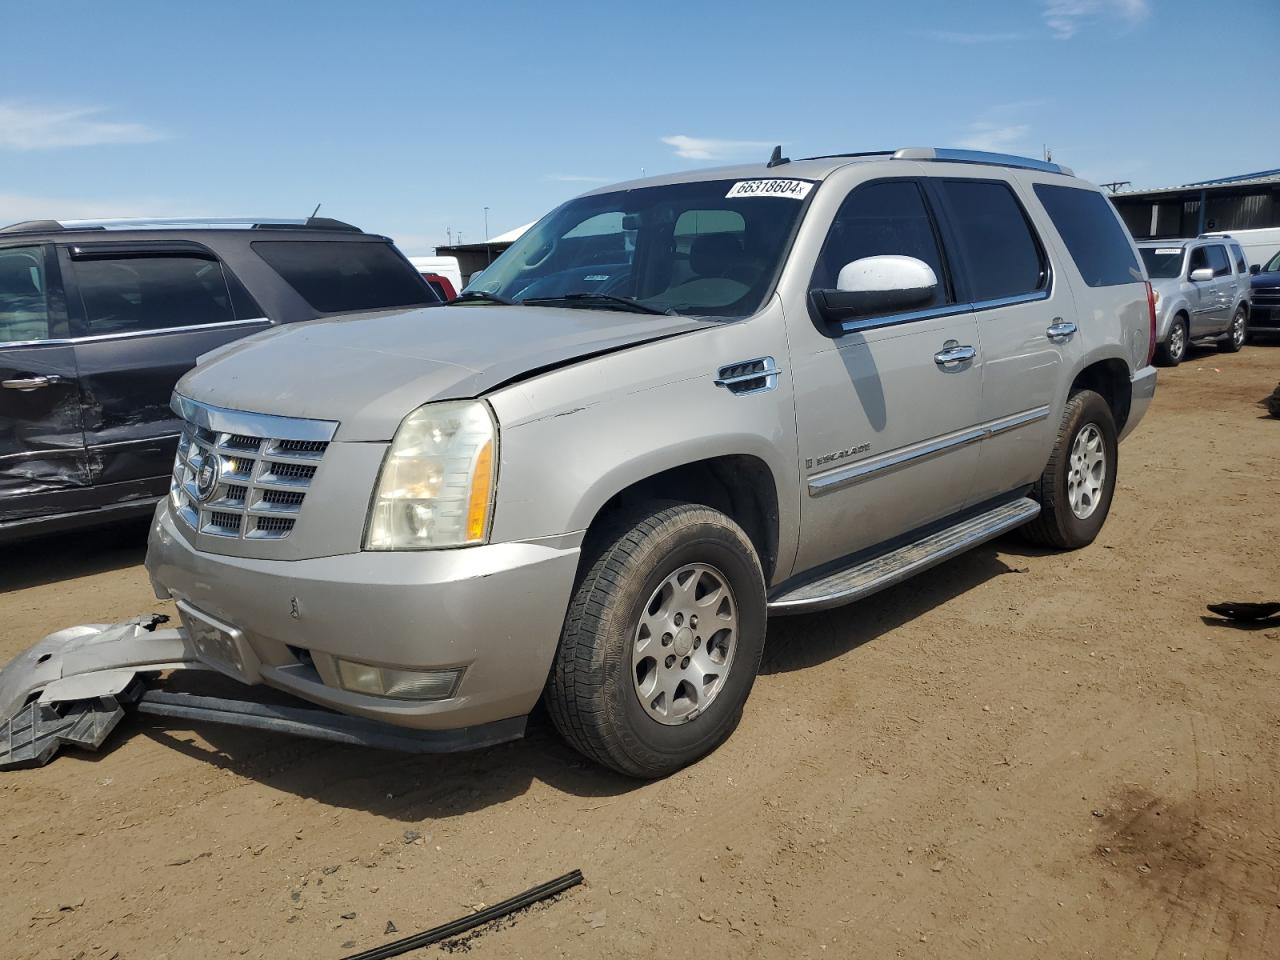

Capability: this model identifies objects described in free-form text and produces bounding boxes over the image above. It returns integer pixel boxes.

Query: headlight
[364,400,497,550]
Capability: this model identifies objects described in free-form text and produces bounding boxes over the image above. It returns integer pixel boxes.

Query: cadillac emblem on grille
[195,456,222,502]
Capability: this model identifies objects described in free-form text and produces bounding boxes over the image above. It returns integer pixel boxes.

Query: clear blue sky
[2,0,1276,255]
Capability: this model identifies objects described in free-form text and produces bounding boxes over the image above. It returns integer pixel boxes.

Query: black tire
[1219,307,1247,353]
[1022,389,1118,550]
[545,502,767,778]
[1154,315,1187,367]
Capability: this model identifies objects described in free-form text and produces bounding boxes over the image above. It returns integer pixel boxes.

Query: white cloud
[0,101,164,150]
[957,122,1033,152]
[930,30,1020,44]
[1042,0,1150,39]
[661,135,776,162]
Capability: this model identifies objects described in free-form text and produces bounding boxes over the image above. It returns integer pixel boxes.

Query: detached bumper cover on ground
[0,614,525,770]
[0,615,195,768]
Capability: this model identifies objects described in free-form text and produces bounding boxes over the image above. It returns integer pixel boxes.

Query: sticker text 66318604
[725,180,815,200]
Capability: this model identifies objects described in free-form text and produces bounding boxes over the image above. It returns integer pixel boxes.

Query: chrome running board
[768,497,1040,615]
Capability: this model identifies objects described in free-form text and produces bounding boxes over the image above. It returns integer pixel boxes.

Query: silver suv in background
[1137,237,1251,365]
[145,147,1158,777]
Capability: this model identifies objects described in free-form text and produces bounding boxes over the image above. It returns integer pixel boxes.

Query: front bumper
[1251,302,1280,330]
[146,503,581,730]
[1120,365,1158,442]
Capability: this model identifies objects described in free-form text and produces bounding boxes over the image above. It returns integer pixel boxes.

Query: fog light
[336,659,463,700]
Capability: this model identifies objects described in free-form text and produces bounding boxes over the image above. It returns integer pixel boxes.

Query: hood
[1251,271,1280,289]
[176,304,716,440]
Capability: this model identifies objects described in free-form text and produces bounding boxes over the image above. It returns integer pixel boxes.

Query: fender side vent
[715,356,780,395]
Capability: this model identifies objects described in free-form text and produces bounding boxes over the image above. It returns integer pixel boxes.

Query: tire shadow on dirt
[762,544,1022,674]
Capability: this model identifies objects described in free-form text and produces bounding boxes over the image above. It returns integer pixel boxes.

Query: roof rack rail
[0,216,362,235]
[893,147,1073,176]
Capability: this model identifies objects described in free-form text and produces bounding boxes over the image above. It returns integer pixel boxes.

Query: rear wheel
[546,502,767,778]
[1155,316,1187,366]
[1219,307,1247,353]
[1022,389,1118,550]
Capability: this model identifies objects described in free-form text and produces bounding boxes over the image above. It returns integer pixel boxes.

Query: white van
[408,256,463,299]
[1201,228,1280,268]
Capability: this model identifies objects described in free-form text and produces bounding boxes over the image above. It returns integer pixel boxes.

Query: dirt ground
[3,345,1278,960]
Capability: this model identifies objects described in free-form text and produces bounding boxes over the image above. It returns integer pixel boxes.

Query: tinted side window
[1205,245,1231,277]
[0,245,50,343]
[75,256,236,335]
[252,240,436,313]
[935,180,1045,301]
[812,180,949,306]
[1034,184,1141,287]
[1231,244,1247,273]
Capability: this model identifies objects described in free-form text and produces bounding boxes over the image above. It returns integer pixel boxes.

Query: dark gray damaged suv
[0,217,439,542]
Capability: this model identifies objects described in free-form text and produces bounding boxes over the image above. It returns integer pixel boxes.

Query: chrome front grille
[169,396,337,541]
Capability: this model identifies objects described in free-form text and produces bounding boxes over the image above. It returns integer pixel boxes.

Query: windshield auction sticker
[725,179,815,200]
[1155,248,1183,255]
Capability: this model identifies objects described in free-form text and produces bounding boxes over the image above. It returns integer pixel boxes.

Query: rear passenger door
[0,243,89,521]
[926,178,1066,505]
[61,242,271,492]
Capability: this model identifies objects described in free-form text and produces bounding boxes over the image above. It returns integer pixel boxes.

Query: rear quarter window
[251,240,438,313]
[1033,184,1141,287]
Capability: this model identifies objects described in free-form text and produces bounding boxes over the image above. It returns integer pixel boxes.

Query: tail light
[1144,281,1157,366]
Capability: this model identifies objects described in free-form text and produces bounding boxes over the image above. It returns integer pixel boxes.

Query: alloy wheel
[1067,423,1106,520]
[632,563,738,725]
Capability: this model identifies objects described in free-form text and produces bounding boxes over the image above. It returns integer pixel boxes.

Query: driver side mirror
[1189,267,1214,283]
[1250,263,1261,275]
[811,255,938,324]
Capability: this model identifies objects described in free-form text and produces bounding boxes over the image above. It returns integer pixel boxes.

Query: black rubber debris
[1207,601,1280,623]
[336,869,584,960]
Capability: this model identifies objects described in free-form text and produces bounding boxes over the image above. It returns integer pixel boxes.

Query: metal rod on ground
[337,870,584,960]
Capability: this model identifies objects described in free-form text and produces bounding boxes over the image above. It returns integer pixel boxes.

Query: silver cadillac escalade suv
[146,147,1158,777]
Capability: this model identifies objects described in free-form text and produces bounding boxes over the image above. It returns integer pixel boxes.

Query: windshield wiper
[448,291,514,305]
[521,293,675,316]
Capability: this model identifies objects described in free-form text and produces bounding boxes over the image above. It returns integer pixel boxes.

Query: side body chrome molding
[0,317,271,350]
[808,405,1050,497]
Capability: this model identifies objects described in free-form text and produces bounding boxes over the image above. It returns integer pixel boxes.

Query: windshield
[1139,246,1185,279]
[1264,250,1280,273]
[465,178,814,318]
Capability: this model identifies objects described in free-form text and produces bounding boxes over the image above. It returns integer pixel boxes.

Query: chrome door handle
[1046,320,1078,341]
[933,341,976,367]
[2,375,62,391]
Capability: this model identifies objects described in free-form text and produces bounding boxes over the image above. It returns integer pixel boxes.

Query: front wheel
[1219,307,1247,353]
[546,502,767,778]
[1155,316,1187,367]
[1022,389,1118,549]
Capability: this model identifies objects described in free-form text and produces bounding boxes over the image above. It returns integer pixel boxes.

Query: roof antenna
[309,202,322,219]
[767,145,790,169]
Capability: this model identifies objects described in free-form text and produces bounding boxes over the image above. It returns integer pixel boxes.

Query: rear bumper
[146,502,581,730]
[1120,365,1158,442]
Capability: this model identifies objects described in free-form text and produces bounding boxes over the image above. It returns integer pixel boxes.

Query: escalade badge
[196,456,221,502]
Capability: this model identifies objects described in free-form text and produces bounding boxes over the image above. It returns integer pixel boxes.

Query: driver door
[788,179,984,572]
